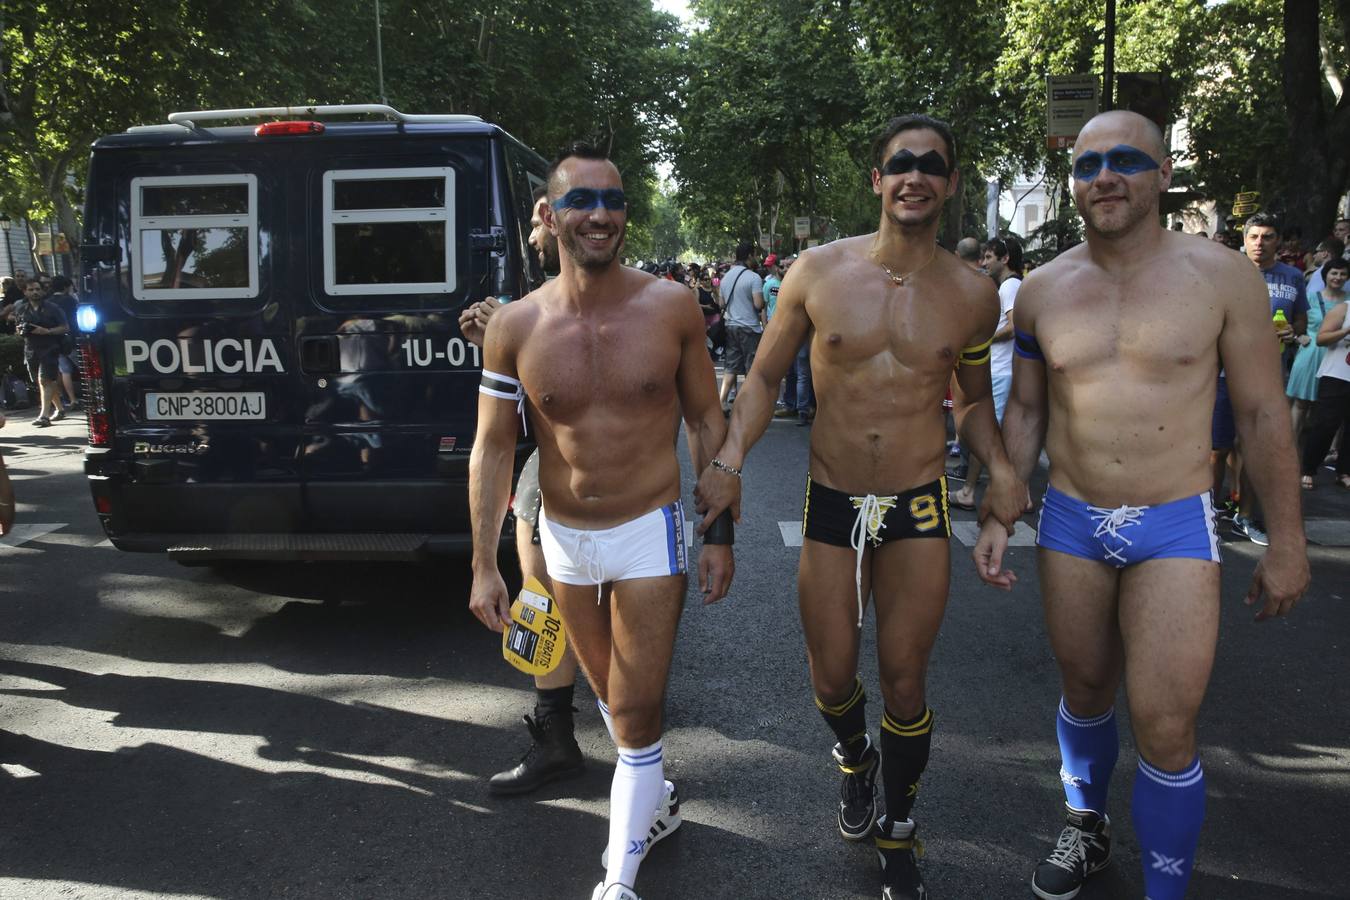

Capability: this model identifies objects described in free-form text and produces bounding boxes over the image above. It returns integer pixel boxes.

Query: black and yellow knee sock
[880,706,934,824]
[815,677,870,761]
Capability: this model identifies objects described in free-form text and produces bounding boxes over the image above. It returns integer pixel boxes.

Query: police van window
[322,167,456,297]
[130,174,259,301]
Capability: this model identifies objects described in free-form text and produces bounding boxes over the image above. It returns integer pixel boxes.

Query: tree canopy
[2,0,1348,267]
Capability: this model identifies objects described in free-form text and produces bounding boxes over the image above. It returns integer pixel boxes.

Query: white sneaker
[600,780,681,867]
[590,884,640,900]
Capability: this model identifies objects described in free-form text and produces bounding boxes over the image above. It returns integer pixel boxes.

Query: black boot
[488,712,584,795]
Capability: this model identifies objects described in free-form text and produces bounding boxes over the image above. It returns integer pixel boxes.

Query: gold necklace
[874,244,937,286]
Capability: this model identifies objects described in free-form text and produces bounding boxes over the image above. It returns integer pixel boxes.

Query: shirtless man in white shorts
[469,142,733,900]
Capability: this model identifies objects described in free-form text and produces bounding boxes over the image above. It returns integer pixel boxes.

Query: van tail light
[255,121,324,136]
[78,338,111,447]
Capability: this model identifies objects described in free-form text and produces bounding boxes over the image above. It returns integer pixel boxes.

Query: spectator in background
[1245,214,1308,381]
[950,237,1022,510]
[1288,257,1349,447]
[762,255,783,320]
[1304,237,1344,296]
[717,240,764,410]
[1334,218,1350,256]
[48,275,81,410]
[2,275,19,305]
[955,236,982,272]
[1301,299,1350,488]
[13,279,69,427]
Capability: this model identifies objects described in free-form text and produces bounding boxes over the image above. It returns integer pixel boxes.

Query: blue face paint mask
[551,188,627,212]
[1072,144,1161,181]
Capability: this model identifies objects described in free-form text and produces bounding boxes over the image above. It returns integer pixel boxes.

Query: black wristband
[703,509,734,545]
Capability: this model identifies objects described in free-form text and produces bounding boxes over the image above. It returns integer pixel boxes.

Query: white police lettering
[400,337,482,369]
[124,339,284,374]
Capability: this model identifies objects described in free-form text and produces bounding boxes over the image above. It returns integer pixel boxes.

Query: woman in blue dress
[1288,257,1349,442]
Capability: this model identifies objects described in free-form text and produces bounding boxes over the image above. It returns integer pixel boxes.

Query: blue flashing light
[76,305,100,333]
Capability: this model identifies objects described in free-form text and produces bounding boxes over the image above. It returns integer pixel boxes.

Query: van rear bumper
[108,532,478,561]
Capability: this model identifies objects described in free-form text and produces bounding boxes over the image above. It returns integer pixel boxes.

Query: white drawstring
[1087,503,1148,565]
[848,494,898,628]
[577,531,605,604]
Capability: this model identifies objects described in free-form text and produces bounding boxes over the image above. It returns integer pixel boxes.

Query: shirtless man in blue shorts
[469,142,733,900]
[978,110,1309,900]
[697,114,1025,899]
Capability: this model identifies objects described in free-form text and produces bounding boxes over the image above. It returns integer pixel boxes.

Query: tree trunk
[1282,0,1346,242]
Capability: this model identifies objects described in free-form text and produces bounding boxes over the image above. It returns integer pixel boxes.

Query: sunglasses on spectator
[552,188,627,211]
[880,149,951,178]
[1072,145,1160,181]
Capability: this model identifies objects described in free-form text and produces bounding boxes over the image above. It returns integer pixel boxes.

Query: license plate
[145,391,266,420]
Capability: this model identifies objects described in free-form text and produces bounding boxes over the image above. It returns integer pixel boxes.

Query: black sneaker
[1031,805,1111,900]
[487,712,584,795]
[876,819,926,899]
[833,735,880,841]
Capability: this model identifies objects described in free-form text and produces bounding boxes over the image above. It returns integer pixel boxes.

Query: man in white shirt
[951,237,1022,510]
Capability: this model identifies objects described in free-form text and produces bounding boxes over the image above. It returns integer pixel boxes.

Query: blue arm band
[1013,328,1044,361]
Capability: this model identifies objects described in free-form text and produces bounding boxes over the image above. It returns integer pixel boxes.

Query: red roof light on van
[254,121,325,137]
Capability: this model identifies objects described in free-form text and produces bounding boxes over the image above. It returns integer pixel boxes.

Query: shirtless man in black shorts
[696,114,1024,899]
[981,110,1308,900]
[470,142,733,900]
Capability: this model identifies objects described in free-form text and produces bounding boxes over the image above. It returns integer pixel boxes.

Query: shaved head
[1074,110,1167,161]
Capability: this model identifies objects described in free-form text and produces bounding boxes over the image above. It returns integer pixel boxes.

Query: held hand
[698,544,734,605]
[694,465,742,531]
[1244,543,1310,621]
[979,469,1027,535]
[458,298,500,349]
[973,517,1017,590]
[468,568,513,633]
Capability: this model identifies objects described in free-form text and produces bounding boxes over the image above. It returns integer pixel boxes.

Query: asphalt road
[1,407,1347,900]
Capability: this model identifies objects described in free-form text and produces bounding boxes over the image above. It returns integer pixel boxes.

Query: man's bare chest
[1038,280,1221,375]
[519,321,681,420]
[807,289,970,373]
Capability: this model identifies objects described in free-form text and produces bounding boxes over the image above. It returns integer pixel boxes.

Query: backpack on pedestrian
[2,373,32,410]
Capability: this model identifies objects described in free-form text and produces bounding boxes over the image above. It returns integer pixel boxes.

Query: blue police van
[76,105,545,561]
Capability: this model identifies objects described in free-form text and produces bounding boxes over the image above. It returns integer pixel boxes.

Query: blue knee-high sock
[1055,697,1119,813]
[1133,756,1205,900]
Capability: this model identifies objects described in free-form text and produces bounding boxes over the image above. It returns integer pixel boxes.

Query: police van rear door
[295,130,495,540]
[103,145,303,538]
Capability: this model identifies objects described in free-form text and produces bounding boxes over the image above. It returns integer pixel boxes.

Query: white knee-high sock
[597,698,618,745]
[604,739,664,889]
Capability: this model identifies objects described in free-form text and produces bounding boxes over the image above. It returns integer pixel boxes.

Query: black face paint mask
[880,149,950,178]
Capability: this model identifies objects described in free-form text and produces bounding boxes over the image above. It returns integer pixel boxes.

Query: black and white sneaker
[833,735,880,841]
[876,819,926,899]
[1031,805,1111,900]
[600,780,681,867]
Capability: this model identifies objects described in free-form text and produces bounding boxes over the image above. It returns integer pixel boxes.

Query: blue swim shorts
[1036,484,1221,568]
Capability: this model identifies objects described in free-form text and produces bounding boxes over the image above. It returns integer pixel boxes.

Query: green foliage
[626,181,686,260]
[1181,0,1291,210]
[0,0,680,255]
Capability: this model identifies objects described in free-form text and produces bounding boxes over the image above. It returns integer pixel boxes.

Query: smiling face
[871,128,958,230]
[545,157,626,272]
[1071,111,1172,239]
[1325,263,1349,292]
[980,247,1006,278]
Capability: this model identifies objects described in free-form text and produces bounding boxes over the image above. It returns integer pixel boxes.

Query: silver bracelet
[710,457,742,478]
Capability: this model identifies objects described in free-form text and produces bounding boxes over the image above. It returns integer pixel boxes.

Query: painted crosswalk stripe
[779,521,803,547]
[0,523,65,554]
